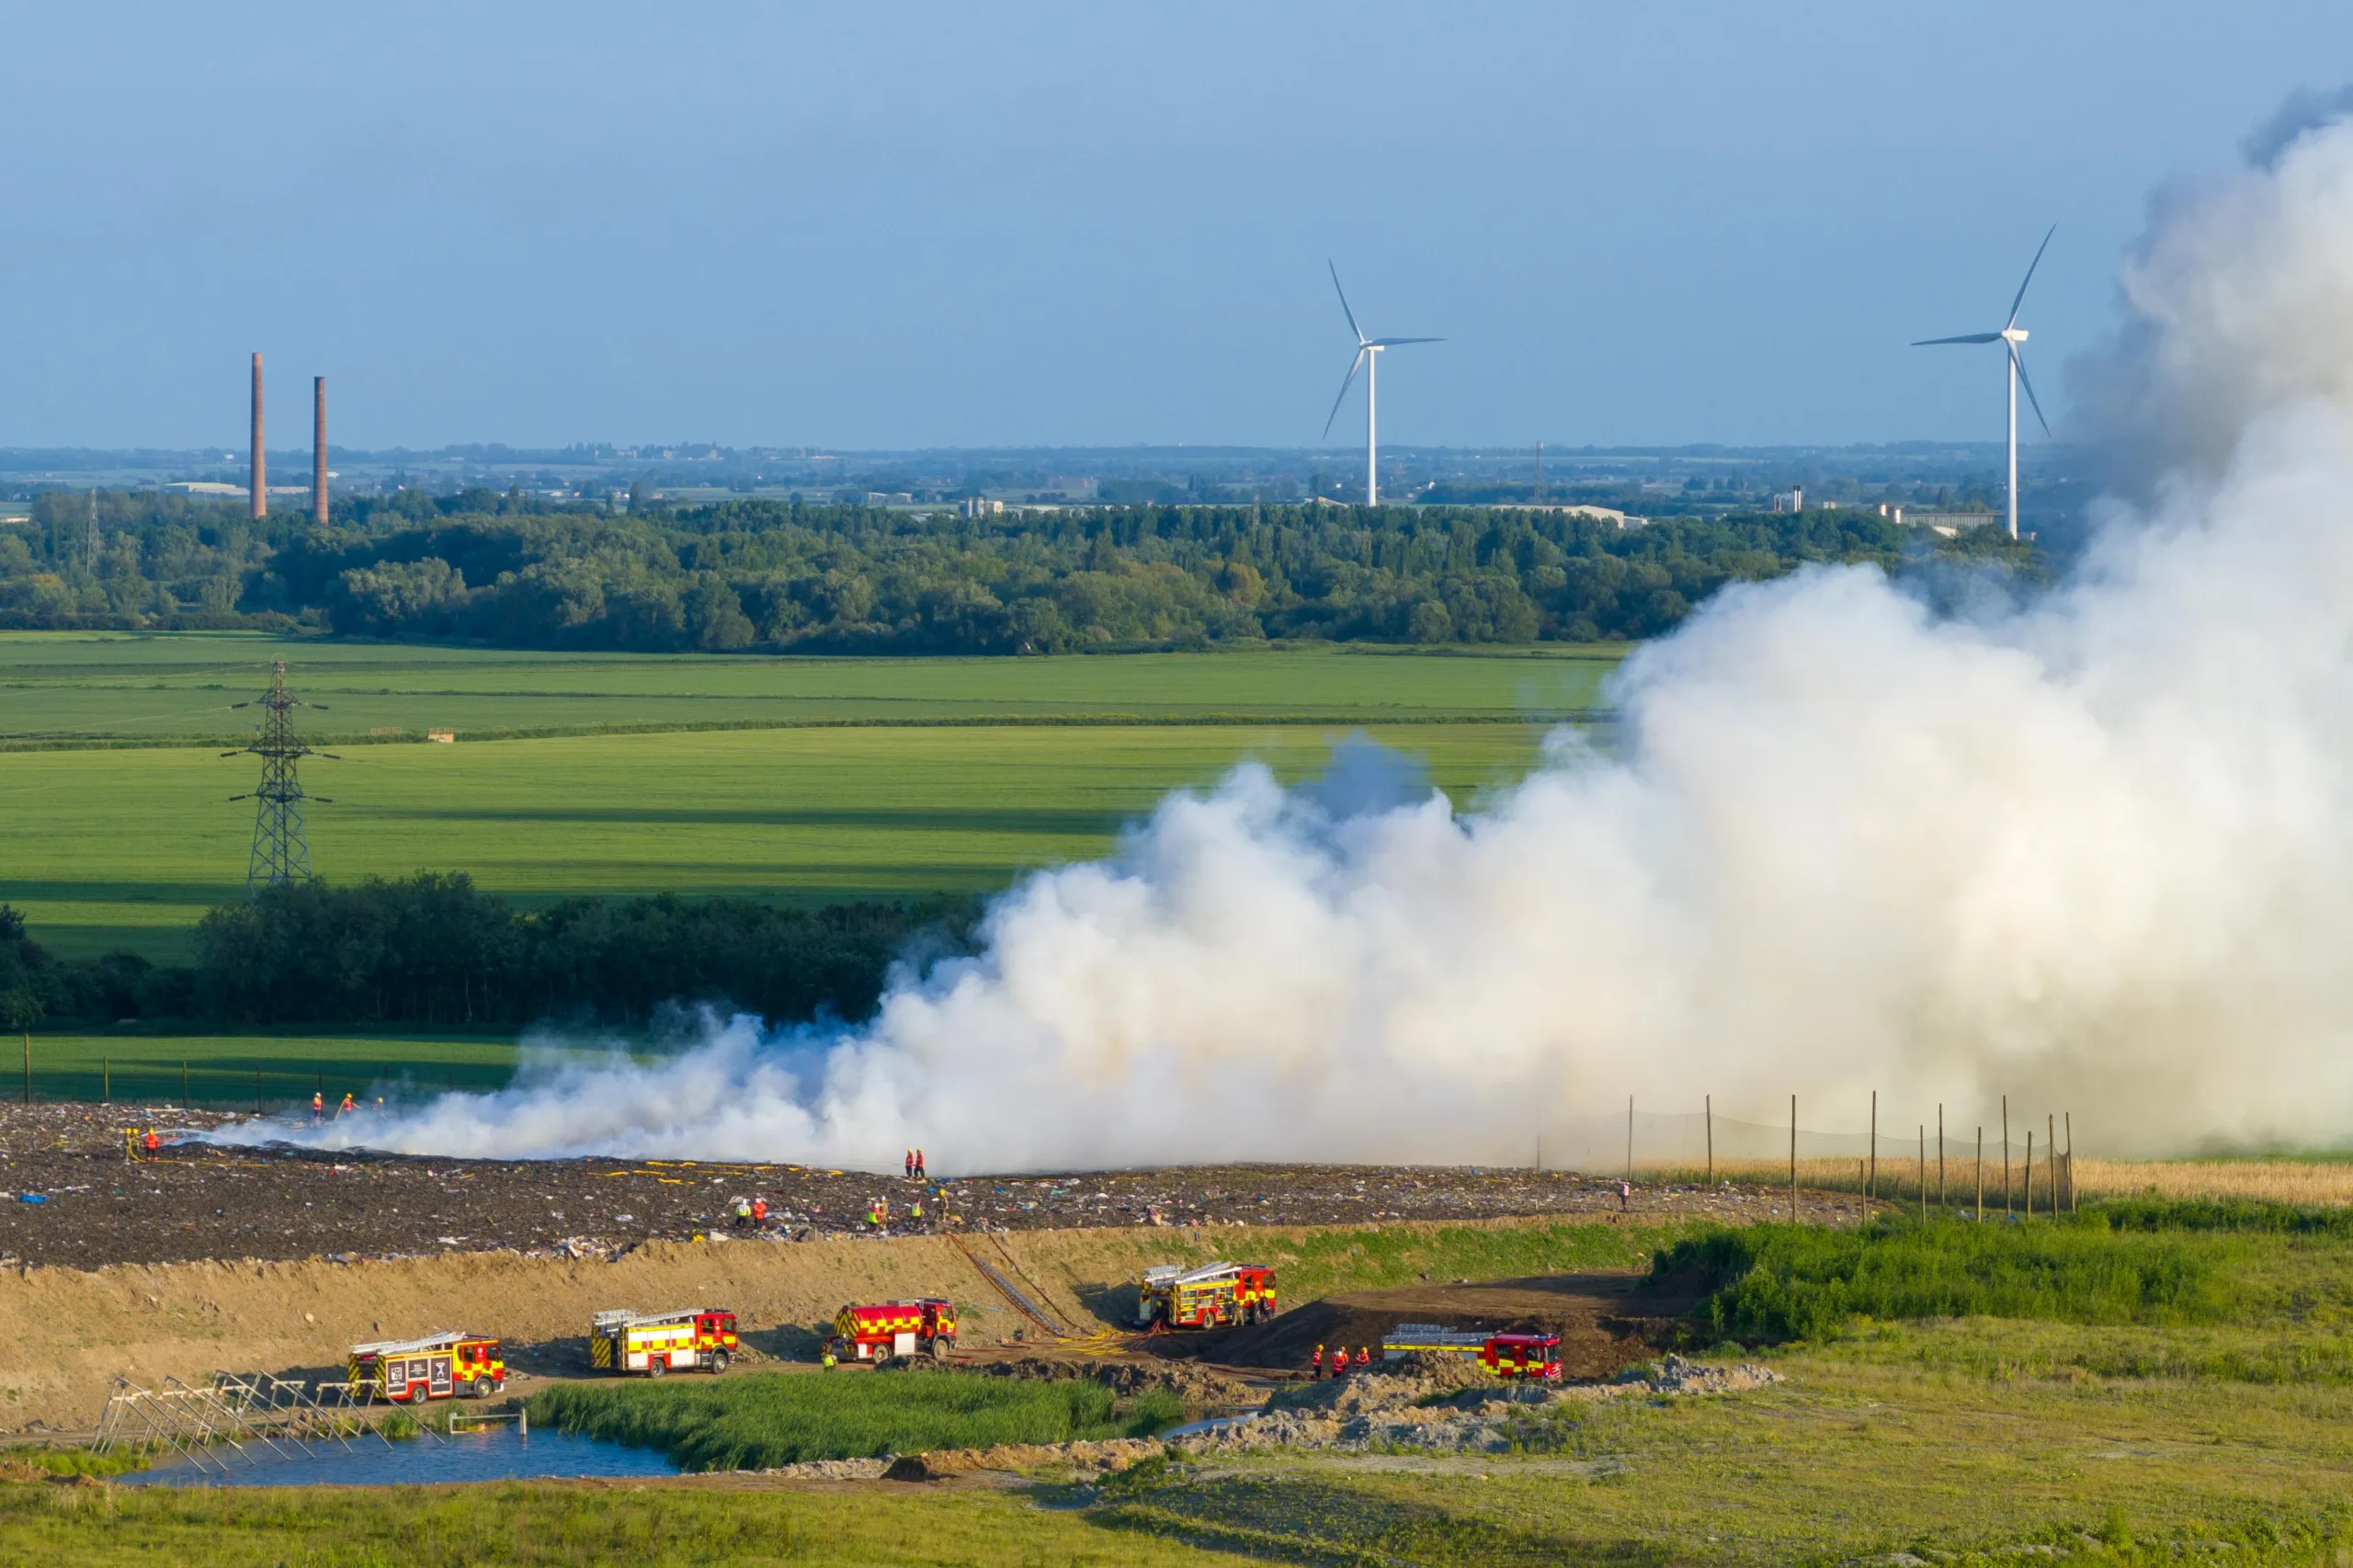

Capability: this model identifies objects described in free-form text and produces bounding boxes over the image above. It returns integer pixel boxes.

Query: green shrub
[2089,1195,2353,1236]
[531,1369,1163,1471]
[12,1447,151,1478]
[1657,1216,2245,1343]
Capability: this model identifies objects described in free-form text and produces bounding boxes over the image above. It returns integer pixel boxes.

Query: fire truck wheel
[708,1351,731,1374]
[645,1358,666,1379]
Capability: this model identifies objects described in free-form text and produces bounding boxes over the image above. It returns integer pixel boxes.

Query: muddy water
[120,1425,677,1487]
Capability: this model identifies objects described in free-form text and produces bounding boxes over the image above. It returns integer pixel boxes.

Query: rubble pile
[977,1356,1259,1406]
[1184,1354,1785,1456]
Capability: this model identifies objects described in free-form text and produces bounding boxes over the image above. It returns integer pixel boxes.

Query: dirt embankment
[0,1216,1704,1436]
[0,1233,989,1437]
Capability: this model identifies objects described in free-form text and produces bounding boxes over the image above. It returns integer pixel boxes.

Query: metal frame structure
[227,661,334,889]
[93,1369,428,1475]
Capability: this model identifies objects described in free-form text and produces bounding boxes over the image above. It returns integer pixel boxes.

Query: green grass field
[1,633,1597,963]
[0,631,1618,742]
[12,1031,527,1108]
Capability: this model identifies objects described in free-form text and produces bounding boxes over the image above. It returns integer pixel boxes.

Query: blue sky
[0,2,2337,450]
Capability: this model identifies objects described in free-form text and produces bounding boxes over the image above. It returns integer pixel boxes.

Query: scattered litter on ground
[0,1103,1866,1269]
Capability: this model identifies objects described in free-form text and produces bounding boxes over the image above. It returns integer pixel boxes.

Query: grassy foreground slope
[0,1483,1266,1568]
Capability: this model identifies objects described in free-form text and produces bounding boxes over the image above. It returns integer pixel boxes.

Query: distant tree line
[0,878,978,1031]
[0,490,2036,652]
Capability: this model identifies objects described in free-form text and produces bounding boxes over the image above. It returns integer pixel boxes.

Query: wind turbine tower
[1323,263,1441,506]
[1914,226,2054,540]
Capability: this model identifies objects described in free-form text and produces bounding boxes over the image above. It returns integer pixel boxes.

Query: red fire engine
[347,1330,508,1403]
[828,1298,958,1361]
[1134,1262,1278,1329]
[590,1307,739,1376]
[1378,1323,1564,1381]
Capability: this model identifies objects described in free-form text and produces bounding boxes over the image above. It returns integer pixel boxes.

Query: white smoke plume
[2070,89,2353,493]
[222,103,2353,1168]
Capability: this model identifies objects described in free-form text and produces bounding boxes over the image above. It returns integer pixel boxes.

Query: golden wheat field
[1676,1154,2353,1210]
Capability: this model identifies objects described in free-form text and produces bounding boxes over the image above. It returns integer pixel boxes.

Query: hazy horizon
[6,3,2350,452]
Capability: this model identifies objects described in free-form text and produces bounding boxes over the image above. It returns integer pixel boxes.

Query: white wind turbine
[1322,262,1441,506]
[1914,225,2055,540]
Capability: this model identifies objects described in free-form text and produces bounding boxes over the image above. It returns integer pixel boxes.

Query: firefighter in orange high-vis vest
[1311,1345,1324,1379]
[312,1091,324,1122]
[1355,1346,1370,1370]
[143,1129,160,1155]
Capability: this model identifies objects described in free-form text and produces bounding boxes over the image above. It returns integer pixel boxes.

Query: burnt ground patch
[1140,1272,1703,1379]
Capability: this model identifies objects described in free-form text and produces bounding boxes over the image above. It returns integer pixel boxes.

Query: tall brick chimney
[313,376,328,525]
[250,353,267,519]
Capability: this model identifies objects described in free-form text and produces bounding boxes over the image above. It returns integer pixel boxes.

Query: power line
[225,661,337,890]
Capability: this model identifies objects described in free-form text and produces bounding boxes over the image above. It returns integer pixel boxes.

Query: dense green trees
[1,880,978,1030]
[0,493,2033,651]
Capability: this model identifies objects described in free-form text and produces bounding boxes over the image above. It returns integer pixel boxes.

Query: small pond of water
[1160,1412,1262,1440]
[121,1425,678,1488]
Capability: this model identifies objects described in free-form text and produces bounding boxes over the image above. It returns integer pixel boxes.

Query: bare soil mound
[1146,1270,1699,1379]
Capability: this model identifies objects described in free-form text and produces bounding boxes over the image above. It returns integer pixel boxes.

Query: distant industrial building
[1488,502,1635,528]
[1901,510,2001,537]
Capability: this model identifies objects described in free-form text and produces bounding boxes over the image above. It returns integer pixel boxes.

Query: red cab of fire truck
[828,1298,958,1360]
[347,1331,507,1403]
[591,1307,739,1376]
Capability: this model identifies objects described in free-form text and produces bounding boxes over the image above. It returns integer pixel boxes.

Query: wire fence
[1541,1099,2082,1214]
[0,1043,2088,1217]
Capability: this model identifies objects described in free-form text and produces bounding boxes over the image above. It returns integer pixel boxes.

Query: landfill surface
[0,1102,1856,1270]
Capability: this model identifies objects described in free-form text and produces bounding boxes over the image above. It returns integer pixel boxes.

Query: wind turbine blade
[1913,333,2004,346]
[2011,344,2052,435]
[1328,260,1367,346]
[2006,223,2056,330]
[1368,336,1444,347]
[1322,348,1368,438]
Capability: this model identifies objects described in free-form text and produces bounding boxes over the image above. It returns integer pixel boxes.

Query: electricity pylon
[227,662,336,890]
